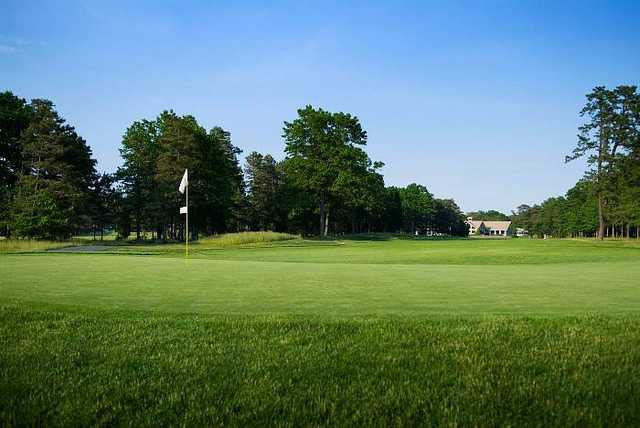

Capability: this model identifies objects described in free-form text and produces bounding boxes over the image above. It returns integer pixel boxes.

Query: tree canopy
[1,93,97,239]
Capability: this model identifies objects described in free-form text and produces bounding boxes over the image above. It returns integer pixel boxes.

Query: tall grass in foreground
[0,239,74,253]
[198,231,299,247]
[1,305,639,426]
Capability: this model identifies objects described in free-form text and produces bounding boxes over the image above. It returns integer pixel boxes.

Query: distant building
[516,228,529,237]
[465,217,512,237]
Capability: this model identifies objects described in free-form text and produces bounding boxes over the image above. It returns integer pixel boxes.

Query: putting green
[2,241,639,316]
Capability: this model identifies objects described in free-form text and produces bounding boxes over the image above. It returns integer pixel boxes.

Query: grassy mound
[0,239,76,253]
[198,231,299,247]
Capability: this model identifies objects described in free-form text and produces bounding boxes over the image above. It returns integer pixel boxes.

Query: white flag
[180,206,188,214]
[178,169,188,194]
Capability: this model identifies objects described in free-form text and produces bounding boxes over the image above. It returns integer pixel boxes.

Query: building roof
[467,220,484,228]
[481,221,511,230]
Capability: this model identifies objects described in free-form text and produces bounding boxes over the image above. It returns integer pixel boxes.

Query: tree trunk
[324,210,330,236]
[597,193,605,240]
[319,193,326,237]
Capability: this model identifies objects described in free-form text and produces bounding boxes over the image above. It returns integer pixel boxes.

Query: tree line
[1,94,468,240]
[512,85,640,239]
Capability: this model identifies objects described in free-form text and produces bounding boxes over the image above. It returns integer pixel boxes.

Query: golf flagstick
[186,173,188,258]
[178,169,189,259]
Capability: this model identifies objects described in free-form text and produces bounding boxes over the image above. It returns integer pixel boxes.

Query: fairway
[2,238,640,316]
[2,238,640,425]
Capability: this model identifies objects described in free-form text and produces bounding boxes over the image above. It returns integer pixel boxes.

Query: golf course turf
[1,237,639,425]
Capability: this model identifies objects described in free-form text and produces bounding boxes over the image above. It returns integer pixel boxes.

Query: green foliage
[1,93,475,240]
[282,106,381,236]
[0,92,32,200]
[466,210,510,221]
[10,176,76,239]
[399,183,434,233]
[118,111,244,240]
[0,94,97,239]
[244,152,284,231]
[117,118,159,239]
[565,85,640,238]
[380,186,403,232]
[514,179,617,238]
[432,198,468,235]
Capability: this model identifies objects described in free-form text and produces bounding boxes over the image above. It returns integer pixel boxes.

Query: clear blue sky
[2,1,639,213]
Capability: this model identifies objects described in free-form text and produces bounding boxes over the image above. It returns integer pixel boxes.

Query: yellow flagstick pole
[185,169,189,259]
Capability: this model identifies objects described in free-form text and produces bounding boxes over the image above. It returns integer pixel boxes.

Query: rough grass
[1,305,639,426]
[198,231,299,247]
[0,239,75,253]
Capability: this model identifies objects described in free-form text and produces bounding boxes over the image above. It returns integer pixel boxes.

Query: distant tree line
[1,94,468,239]
[512,86,640,239]
[465,210,510,221]
[4,85,636,241]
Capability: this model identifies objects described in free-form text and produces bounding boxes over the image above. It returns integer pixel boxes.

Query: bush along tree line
[512,85,640,239]
[1,96,468,240]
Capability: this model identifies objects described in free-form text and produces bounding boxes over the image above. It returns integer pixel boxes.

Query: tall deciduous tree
[283,106,377,237]
[399,183,434,234]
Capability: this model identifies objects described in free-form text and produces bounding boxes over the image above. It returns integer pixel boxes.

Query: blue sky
[2,1,639,213]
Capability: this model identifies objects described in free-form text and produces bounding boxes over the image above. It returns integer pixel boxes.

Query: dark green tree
[88,173,117,240]
[433,198,468,236]
[9,99,96,239]
[381,186,403,233]
[245,152,283,231]
[283,106,377,237]
[0,91,34,236]
[466,210,510,221]
[117,119,159,240]
[118,111,244,240]
[566,86,640,239]
[399,183,434,234]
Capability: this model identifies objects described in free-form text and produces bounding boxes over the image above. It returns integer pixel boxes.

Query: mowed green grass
[2,253,640,316]
[1,238,640,425]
